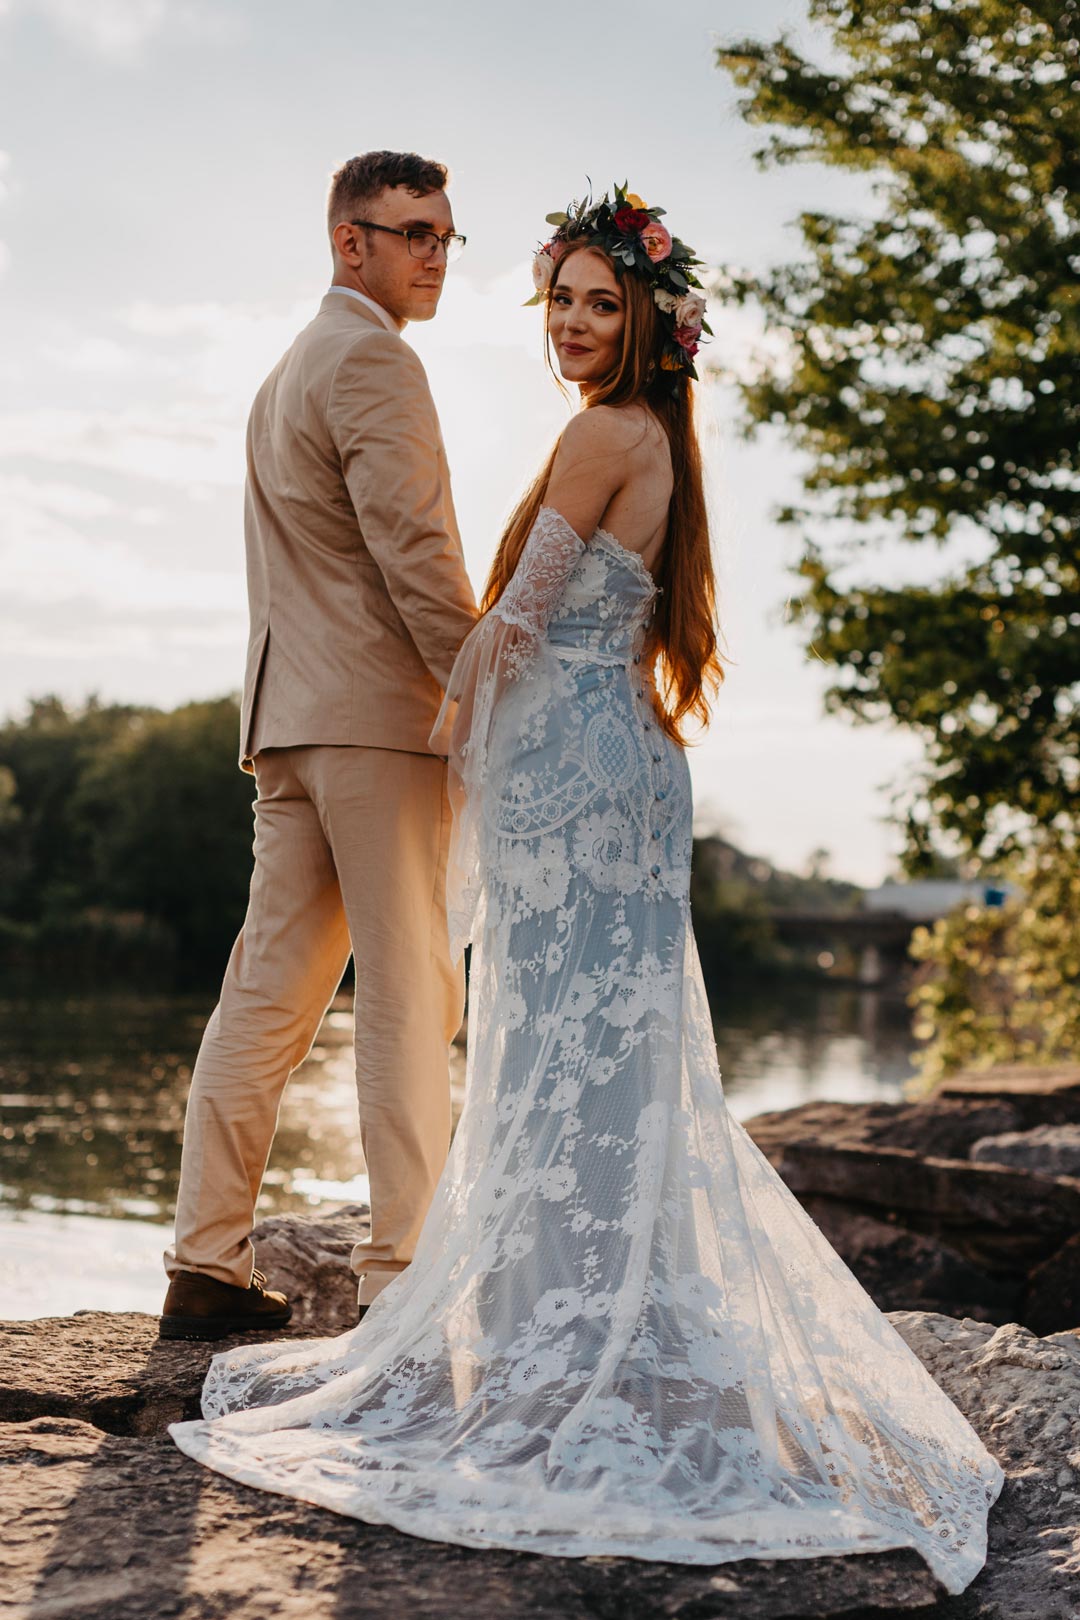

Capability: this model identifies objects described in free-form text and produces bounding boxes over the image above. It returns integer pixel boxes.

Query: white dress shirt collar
[327,285,401,333]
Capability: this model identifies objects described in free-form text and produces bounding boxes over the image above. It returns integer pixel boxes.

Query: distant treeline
[0,697,860,990]
[0,696,256,987]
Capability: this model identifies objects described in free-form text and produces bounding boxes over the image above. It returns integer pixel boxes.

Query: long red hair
[482,241,723,741]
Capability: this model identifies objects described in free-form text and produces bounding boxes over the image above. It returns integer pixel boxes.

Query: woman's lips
[561,343,590,355]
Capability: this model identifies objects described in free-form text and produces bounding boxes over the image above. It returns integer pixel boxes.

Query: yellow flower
[660,352,682,371]
[625,192,646,209]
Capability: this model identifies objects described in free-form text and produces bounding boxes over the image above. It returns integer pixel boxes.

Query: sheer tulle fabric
[171,509,1002,1590]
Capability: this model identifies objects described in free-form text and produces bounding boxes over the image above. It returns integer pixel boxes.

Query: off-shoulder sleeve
[430,507,585,961]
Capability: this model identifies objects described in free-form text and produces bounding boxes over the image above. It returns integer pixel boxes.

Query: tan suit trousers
[165,744,463,1306]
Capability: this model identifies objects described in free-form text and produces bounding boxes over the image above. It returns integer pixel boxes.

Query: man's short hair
[327,151,448,235]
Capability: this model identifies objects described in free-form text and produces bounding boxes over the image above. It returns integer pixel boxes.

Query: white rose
[653,287,678,314]
[674,291,707,329]
[532,250,555,293]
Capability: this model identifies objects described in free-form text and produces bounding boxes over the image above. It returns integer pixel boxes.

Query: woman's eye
[595,301,618,313]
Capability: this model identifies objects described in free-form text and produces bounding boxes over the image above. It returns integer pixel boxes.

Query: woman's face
[548,248,626,386]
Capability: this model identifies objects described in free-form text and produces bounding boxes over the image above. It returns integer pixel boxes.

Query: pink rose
[674,290,707,330]
[547,236,567,263]
[640,221,672,262]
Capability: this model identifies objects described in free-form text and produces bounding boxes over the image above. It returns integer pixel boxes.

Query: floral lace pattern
[171,508,1002,1591]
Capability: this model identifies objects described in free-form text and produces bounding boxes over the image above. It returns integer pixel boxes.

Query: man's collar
[326,285,403,333]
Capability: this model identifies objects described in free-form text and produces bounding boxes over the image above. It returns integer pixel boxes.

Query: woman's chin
[557,360,597,384]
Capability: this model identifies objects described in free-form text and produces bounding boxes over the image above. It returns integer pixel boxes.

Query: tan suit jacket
[240,291,478,768]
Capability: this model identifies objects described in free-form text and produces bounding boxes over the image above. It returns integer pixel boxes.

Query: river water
[0,985,919,1318]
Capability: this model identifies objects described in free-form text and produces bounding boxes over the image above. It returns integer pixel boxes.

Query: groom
[160,151,478,1340]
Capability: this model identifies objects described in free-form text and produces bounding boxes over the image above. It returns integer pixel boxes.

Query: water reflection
[713,984,914,1117]
[0,985,915,1227]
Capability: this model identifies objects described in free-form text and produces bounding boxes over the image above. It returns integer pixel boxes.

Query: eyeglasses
[350,220,466,264]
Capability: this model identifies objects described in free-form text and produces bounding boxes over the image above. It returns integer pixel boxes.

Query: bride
[170,187,1002,1591]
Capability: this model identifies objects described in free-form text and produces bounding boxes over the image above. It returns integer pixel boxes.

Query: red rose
[674,326,700,357]
[614,206,650,233]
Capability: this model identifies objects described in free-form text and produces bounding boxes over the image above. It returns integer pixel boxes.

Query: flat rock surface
[888,1314,1080,1619]
[745,1100,1025,1164]
[2,1308,1079,1616]
[0,1417,946,1620]
[0,1312,318,1435]
[936,1065,1080,1127]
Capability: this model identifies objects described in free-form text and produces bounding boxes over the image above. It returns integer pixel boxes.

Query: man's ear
[332,221,364,266]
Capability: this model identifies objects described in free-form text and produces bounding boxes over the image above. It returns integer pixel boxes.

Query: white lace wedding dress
[171,508,1002,1591]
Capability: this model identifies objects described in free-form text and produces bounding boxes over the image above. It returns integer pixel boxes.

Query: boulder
[798,1199,1018,1322]
[251,1202,369,1333]
[971,1123,1080,1177]
[937,1064,1080,1128]
[1024,1232,1080,1339]
[744,1076,1080,1333]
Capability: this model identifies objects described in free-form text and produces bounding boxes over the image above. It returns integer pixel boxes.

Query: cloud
[0,403,243,486]
[0,472,119,519]
[31,0,167,61]
[42,336,145,376]
[0,475,244,652]
[1,593,242,659]
[4,0,237,65]
[122,296,317,405]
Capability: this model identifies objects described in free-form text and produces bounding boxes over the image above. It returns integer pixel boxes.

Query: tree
[910,830,1080,1079]
[0,696,256,985]
[715,0,1080,866]
[75,698,257,975]
[0,696,144,921]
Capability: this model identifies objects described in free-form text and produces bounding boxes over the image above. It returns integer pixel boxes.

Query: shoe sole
[158,1309,292,1342]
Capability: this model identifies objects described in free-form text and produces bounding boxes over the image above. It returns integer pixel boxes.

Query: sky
[0,0,931,885]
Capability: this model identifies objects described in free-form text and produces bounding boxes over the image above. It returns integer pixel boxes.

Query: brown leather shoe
[159,1267,291,1341]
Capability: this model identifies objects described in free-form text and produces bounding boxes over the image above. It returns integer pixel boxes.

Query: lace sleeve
[489,506,586,637]
[429,507,585,961]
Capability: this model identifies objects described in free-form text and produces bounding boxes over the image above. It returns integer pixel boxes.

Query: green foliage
[0,696,256,985]
[715,1,1080,862]
[910,832,1080,1081]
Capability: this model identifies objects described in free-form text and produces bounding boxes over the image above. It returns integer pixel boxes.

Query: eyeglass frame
[349,220,466,262]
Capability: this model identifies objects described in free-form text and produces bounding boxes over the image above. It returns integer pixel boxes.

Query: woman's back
[581,403,673,576]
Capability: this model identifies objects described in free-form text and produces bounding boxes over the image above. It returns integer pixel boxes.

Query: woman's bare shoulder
[558,403,655,460]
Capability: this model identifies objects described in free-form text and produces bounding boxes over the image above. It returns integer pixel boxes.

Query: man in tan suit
[160,151,478,1340]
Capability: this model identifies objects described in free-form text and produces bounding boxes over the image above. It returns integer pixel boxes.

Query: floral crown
[525,183,710,381]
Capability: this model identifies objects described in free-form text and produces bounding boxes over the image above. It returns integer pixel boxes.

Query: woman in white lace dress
[171,188,1002,1592]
